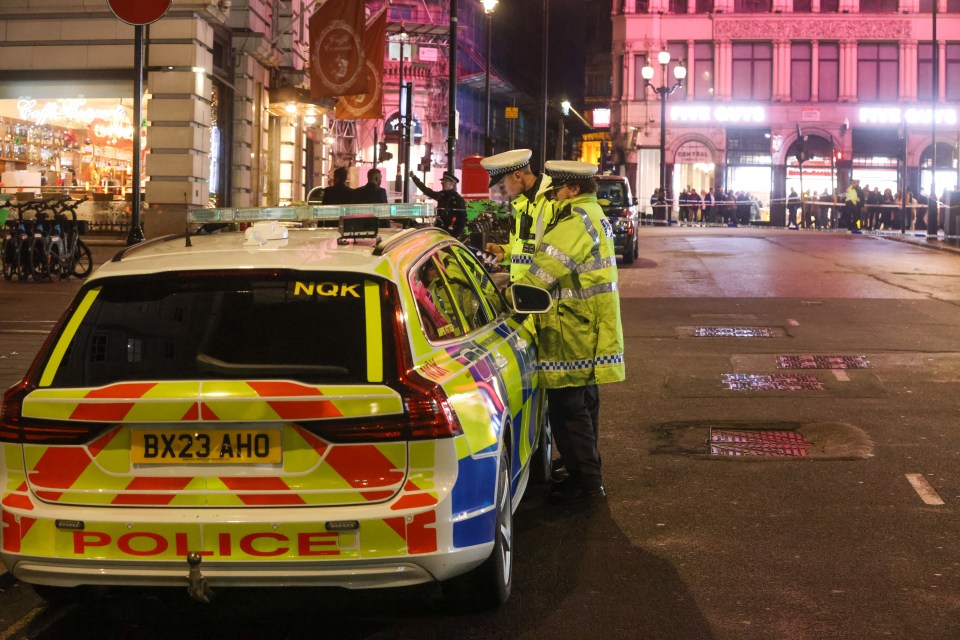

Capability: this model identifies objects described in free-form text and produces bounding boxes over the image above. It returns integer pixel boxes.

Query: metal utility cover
[709,428,812,457]
[695,327,776,338]
[777,355,870,369]
[722,373,824,391]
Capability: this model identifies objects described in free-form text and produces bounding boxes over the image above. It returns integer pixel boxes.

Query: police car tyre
[443,445,513,609]
[621,239,635,264]
[530,401,553,485]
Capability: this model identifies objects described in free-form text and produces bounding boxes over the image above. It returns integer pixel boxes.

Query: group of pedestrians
[653,187,759,226]
[786,183,930,231]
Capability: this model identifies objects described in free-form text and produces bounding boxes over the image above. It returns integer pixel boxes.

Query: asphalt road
[1,229,959,639]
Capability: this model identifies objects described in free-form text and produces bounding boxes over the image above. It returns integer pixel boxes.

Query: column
[938,40,947,104]
[839,39,856,102]
[145,15,215,238]
[902,40,916,102]
[811,41,820,101]
[686,40,696,100]
[776,40,791,101]
[717,39,732,100]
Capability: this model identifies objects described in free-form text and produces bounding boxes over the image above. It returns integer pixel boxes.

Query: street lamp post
[642,51,685,225]
[482,0,498,157]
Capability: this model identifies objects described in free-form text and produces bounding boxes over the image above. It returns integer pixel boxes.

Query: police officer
[480,149,554,281]
[520,160,625,504]
[409,170,467,238]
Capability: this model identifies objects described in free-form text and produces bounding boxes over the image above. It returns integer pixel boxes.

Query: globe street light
[642,51,685,224]
[482,0,498,156]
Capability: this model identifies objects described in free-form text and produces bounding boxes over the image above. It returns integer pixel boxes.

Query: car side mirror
[509,283,552,314]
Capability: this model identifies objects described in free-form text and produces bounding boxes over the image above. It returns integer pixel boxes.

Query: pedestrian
[480,149,554,281]
[688,187,702,225]
[353,168,388,204]
[518,160,625,505]
[787,187,800,228]
[410,169,467,238]
[840,180,860,230]
[321,166,354,205]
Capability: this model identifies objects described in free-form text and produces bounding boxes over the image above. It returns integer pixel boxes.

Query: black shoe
[548,482,605,505]
[550,463,569,483]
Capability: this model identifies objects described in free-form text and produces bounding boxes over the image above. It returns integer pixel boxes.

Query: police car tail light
[398,369,463,440]
[0,380,105,444]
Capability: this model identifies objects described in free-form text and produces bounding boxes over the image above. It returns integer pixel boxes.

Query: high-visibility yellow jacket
[519,192,625,388]
[499,174,554,281]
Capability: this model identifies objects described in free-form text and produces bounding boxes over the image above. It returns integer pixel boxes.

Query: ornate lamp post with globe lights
[642,51,686,224]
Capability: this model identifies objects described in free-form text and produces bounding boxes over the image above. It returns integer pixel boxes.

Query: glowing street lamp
[642,51,686,224]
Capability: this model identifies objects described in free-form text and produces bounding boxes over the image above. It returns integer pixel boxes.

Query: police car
[0,204,552,607]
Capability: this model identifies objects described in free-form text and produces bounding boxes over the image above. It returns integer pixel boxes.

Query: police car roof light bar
[187,203,436,225]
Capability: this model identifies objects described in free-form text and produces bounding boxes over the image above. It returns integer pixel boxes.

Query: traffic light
[378,141,393,163]
[418,143,433,173]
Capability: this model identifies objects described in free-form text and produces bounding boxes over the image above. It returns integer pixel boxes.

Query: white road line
[832,370,850,382]
[905,473,946,506]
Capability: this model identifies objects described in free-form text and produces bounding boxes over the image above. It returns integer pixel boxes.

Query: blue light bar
[187,203,436,224]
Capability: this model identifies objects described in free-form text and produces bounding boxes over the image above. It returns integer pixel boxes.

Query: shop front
[671,139,716,209]
[725,127,772,223]
[919,141,959,201]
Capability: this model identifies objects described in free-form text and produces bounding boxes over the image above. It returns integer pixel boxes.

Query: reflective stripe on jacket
[500,174,554,281]
[519,192,625,388]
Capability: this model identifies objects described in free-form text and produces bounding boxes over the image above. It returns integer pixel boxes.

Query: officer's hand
[485,243,505,261]
[408,170,415,178]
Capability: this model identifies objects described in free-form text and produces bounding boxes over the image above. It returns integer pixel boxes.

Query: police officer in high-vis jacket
[520,160,625,504]
[480,149,554,281]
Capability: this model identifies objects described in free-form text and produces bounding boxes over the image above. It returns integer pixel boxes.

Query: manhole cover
[709,429,812,457]
[722,373,824,391]
[777,355,870,369]
[695,327,775,338]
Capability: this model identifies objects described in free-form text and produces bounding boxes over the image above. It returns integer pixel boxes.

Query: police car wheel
[443,446,513,609]
[621,240,635,264]
[530,405,553,485]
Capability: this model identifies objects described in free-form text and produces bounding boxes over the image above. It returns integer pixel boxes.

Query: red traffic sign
[107,0,172,26]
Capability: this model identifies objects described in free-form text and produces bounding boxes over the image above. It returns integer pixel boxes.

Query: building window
[791,42,812,101]
[949,0,960,11]
[919,0,934,11]
[734,0,771,10]
[635,0,650,11]
[918,42,934,100]
[668,42,688,99]
[618,54,625,99]
[696,0,715,10]
[859,0,897,11]
[670,0,687,12]
[857,43,899,102]
[818,42,839,101]
[819,0,839,11]
[634,54,649,101]
[732,42,772,100]
[948,44,960,100]
[794,0,812,11]
[694,43,714,100]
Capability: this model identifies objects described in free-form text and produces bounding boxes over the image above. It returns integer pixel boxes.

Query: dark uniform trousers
[547,384,602,491]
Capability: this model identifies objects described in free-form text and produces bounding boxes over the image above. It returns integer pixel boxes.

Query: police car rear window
[45,271,396,388]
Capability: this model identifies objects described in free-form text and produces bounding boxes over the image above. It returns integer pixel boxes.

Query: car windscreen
[598,182,625,207]
[44,271,396,387]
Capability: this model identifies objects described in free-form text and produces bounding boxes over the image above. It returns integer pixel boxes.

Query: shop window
[693,43,714,100]
[793,0,812,10]
[859,0,897,11]
[732,43,772,100]
[696,0,715,10]
[791,42,812,102]
[819,0,839,11]
[670,0,688,12]
[918,42,934,100]
[734,0,771,10]
[818,42,839,101]
[857,43,899,102]
[948,44,960,101]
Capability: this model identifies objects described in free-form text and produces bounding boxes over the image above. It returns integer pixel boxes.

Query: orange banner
[335,6,388,120]
[309,0,368,99]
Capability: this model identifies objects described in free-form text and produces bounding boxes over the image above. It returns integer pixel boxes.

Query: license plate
[131,429,282,465]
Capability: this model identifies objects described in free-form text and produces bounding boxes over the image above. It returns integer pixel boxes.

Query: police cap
[544,160,598,184]
[441,171,459,184]
[480,149,532,188]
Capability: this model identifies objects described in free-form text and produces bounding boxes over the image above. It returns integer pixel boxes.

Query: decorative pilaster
[686,39,695,100]
[811,41,820,101]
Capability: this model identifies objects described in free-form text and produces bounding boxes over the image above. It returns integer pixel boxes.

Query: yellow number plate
[131,429,282,465]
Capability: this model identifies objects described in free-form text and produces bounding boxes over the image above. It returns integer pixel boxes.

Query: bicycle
[28,196,71,282]
[2,198,44,282]
[51,196,92,279]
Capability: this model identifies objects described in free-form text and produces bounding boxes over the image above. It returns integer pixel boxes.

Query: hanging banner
[309,0,367,99]
[335,6,388,120]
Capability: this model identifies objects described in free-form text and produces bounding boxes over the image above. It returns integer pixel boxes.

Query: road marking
[0,607,43,640]
[905,473,945,506]
[832,370,850,382]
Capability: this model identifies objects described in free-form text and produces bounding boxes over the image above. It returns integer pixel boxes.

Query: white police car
[0,203,551,607]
